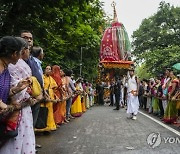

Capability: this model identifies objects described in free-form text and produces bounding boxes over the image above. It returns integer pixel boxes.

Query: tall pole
[80,47,83,77]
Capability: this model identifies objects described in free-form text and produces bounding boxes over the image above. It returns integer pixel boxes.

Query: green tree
[132,1,180,75]
[136,63,153,80]
[0,0,107,80]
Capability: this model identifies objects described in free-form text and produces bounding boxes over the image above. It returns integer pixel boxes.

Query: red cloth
[72,95,78,105]
[168,79,179,93]
[50,65,65,124]
[100,27,121,61]
[51,65,62,87]
[6,111,20,131]
[100,21,124,61]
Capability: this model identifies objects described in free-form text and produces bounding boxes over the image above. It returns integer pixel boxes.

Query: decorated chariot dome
[99,1,133,69]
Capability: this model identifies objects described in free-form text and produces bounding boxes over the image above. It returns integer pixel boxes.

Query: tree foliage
[132,1,180,75]
[0,0,107,80]
[135,63,153,80]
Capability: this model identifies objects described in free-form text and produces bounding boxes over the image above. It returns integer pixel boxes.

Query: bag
[35,105,48,129]
[35,77,49,129]
[30,76,42,97]
[0,111,20,146]
[0,123,18,138]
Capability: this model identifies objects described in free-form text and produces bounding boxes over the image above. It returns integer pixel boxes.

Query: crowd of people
[96,68,140,120]
[138,68,180,125]
[0,31,95,154]
[0,31,179,154]
[97,67,180,125]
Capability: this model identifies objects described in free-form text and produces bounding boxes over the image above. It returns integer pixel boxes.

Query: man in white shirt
[126,67,139,120]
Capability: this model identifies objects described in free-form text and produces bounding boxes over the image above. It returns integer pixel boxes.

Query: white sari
[0,59,35,154]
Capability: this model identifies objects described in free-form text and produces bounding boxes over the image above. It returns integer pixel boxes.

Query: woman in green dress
[164,70,179,124]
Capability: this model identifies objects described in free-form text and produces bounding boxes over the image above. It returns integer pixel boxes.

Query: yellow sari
[30,76,42,97]
[71,84,82,117]
[81,96,86,113]
[36,75,57,132]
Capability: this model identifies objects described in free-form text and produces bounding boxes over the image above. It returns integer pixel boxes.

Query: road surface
[36,105,180,154]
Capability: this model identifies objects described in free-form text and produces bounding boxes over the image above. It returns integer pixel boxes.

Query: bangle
[8,105,14,112]
[12,89,16,95]
[10,88,16,95]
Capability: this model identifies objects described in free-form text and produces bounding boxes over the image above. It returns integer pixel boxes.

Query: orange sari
[61,76,71,117]
[51,65,65,124]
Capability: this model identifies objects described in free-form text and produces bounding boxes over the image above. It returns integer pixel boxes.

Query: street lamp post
[80,47,88,77]
[80,47,83,77]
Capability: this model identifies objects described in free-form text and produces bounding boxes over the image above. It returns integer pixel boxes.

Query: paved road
[36,105,180,154]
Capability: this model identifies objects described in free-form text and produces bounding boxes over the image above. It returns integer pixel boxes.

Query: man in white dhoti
[126,67,139,120]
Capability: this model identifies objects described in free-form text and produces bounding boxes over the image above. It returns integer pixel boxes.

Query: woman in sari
[71,79,83,117]
[0,37,37,154]
[145,80,151,112]
[164,70,179,124]
[175,75,180,114]
[148,80,154,113]
[89,83,94,107]
[79,79,86,113]
[35,65,57,132]
[0,36,20,113]
[51,65,65,125]
[85,82,90,109]
[81,96,86,113]
[60,69,70,123]
[83,82,90,109]
[172,89,180,126]
[152,79,160,115]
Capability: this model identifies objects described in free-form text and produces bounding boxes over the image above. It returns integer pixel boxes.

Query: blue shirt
[25,55,43,88]
[33,57,43,76]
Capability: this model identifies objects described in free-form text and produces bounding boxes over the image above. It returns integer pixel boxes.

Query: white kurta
[0,59,35,154]
[126,76,139,115]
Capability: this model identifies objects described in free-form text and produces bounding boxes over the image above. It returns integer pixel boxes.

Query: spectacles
[21,36,33,40]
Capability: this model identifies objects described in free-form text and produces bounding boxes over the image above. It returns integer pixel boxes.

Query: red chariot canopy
[99,2,133,69]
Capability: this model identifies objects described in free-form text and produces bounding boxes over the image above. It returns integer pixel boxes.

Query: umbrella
[172,63,180,71]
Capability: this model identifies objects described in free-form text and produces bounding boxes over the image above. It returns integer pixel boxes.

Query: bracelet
[10,88,16,95]
[29,97,37,106]
[8,105,15,112]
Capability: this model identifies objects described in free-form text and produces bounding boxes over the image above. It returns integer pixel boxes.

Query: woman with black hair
[35,65,57,133]
[164,70,179,124]
[0,36,34,152]
[0,36,29,112]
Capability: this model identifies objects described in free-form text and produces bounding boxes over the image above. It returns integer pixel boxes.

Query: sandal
[61,121,67,125]
[56,124,61,128]
[64,119,69,123]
